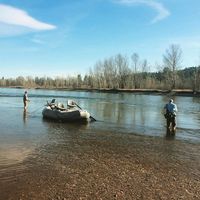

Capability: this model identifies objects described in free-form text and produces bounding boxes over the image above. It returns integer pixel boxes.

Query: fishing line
[28,105,44,116]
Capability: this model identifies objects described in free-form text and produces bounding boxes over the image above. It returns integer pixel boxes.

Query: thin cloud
[31,38,45,44]
[115,0,170,23]
[0,4,56,35]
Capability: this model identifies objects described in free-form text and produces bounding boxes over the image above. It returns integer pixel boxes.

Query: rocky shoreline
[0,132,199,200]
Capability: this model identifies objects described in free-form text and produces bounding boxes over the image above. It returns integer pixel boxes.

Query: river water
[0,88,200,199]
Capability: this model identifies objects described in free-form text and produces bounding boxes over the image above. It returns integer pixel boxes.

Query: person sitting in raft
[164,99,178,131]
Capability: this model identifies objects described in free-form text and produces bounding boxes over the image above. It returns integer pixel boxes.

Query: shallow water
[0,88,200,199]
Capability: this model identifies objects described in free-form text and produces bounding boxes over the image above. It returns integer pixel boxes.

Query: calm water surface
[0,88,199,199]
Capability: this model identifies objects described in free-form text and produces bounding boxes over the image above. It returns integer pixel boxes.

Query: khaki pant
[24,100,28,110]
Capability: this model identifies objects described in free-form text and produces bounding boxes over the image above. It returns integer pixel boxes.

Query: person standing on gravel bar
[23,90,30,110]
[164,99,178,131]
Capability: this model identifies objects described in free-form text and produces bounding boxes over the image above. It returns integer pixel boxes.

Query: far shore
[2,86,200,97]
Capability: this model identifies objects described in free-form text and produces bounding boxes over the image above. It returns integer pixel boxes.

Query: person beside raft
[164,99,178,131]
[23,91,30,110]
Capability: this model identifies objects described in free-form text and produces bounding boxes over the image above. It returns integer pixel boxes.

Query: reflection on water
[23,110,27,124]
[165,127,176,138]
[0,88,199,136]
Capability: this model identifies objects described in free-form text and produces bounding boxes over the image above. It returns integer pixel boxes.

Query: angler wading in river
[23,91,30,111]
[164,99,178,133]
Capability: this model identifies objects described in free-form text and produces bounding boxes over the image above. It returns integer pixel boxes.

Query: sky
[0,0,200,78]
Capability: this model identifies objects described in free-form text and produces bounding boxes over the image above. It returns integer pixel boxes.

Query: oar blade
[74,102,97,122]
[90,116,96,121]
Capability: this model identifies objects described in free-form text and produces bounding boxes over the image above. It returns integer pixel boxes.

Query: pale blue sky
[0,0,200,78]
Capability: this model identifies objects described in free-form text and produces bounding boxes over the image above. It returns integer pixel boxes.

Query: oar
[75,103,96,121]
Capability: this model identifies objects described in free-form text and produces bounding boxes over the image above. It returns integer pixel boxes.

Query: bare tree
[131,53,139,72]
[131,53,140,88]
[16,76,25,86]
[103,57,117,88]
[0,77,6,86]
[77,74,82,88]
[163,44,182,89]
[193,66,200,91]
[93,61,106,88]
[115,54,130,89]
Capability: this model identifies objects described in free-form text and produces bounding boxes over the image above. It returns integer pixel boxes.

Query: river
[0,88,199,199]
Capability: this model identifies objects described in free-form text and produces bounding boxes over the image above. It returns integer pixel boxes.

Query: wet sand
[0,130,199,200]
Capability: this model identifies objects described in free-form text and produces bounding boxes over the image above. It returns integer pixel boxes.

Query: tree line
[1,44,200,91]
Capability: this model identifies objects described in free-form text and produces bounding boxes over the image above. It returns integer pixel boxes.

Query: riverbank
[0,131,199,200]
[85,88,200,97]
[3,86,200,97]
